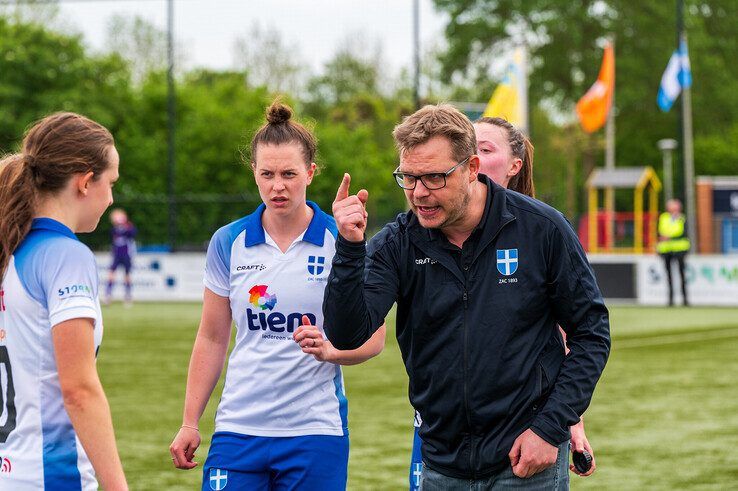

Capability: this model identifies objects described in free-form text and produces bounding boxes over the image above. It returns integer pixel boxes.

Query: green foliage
[306,94,412,230]
[0,16,410,249]
[432,0,738,211]
[307,50,381,105]
[6,5,735,247]
[693,121,738,175]
[0,16,133,149]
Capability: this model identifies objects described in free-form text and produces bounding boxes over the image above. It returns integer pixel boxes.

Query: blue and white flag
[657,39,692,112]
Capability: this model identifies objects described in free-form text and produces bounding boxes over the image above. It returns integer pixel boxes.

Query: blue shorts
[202,432,349,491]
[409,426,423,490]
[110,255,132,274]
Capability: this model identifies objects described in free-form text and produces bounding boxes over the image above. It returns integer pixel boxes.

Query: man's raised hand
[332,173,368,242]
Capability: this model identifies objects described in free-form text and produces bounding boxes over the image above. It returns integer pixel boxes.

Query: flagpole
[677,0,697,246]
[605,38,615,170]
[605,38,615,250]
[517,45,529,134]
[681,35,697,247]
[413,0,421,110]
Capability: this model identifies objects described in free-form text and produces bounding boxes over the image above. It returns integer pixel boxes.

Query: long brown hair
[0,112,114,277]
[474,117,535,198]
[250,100,317,168]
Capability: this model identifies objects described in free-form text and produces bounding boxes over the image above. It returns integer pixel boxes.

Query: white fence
[98,252,738,306]
[96,252,205,302]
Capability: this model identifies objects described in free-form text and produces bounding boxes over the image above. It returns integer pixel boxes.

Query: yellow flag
[483,79,518,120]
[482,47,527,129]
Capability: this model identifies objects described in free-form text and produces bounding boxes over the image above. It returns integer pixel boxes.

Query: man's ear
[468,155,481,182]
[76,171,95,196]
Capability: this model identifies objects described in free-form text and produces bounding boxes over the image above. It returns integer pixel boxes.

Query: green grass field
[98,303,738,490]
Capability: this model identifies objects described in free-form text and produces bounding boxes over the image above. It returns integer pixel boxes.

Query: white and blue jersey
[0,218,103,491]
[204,201,348,438]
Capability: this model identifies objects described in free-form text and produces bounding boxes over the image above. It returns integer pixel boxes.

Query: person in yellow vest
[657,199,690,306]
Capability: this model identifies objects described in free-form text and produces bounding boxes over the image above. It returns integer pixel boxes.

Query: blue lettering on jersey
[246,309,317,333]
[57,284,92,298]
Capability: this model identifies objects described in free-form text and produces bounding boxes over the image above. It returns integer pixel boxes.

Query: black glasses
[393,157,471,190]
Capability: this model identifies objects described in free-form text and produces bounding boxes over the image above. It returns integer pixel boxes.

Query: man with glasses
[324,104,610,489]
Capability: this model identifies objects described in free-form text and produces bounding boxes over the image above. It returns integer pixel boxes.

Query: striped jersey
[204,201,348,437]
[0,218,103,490]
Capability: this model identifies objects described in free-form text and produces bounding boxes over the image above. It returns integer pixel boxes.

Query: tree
[232,22,306,95]
[432,0,738,212]
[0,16,133,152]
[105,14,177,84]
[306,34,387,106]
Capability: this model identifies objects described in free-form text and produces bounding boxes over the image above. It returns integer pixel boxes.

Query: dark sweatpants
[660,251,688,306]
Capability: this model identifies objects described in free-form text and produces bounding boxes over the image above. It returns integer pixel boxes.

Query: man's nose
[412,181,431,199]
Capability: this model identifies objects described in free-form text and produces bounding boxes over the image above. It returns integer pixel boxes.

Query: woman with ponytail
[0,112,127,490]
[169,100,384,490]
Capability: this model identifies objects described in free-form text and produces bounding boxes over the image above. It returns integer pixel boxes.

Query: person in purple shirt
[105,208,136,305]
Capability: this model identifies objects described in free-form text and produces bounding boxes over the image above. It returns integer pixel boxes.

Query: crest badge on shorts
[209,468,228,490]
[496,249,519,276]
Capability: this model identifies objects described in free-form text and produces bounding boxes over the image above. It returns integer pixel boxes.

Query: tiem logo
[0,456,11,473]
[246,285,316,333]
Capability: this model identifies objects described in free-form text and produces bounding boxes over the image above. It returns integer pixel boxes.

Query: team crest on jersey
[307,256,325,276]
[496,249,519,276]
[209,468,227,490]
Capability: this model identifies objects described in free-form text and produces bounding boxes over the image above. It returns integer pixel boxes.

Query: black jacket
[323,175,610,479]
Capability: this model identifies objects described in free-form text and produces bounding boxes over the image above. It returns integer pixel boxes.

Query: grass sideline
[98,304,738,490]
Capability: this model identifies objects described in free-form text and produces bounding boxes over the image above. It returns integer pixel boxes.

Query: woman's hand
[169,425,201,470]
[293,316,337,362]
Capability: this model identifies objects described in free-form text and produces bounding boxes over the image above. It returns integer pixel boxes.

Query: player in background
[105,208,136,306]
[169,101,385,490]
[0,112,127,490]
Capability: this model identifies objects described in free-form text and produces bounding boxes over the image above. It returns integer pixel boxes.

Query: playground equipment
[586,166,662,253]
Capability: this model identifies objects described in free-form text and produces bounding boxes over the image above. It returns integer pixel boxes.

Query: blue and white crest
[496,249,518,276]
[209,468,228,490]
[307,255,325,275]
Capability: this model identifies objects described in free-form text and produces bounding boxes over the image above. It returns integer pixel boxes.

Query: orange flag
[576,42,615,133]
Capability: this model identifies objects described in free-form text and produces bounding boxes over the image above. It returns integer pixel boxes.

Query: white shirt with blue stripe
[0,218,102,491]
[204,201,348,438]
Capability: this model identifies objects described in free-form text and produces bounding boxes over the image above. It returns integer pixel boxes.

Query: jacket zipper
[463,216,515,479]
[462,285,475,478]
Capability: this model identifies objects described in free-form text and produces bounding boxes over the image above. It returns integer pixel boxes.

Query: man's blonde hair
[392,104,476,162]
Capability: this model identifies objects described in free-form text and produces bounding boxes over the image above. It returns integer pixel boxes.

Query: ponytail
[0,112,114,278]
[0,154,37,277]
[508,138,535,198]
